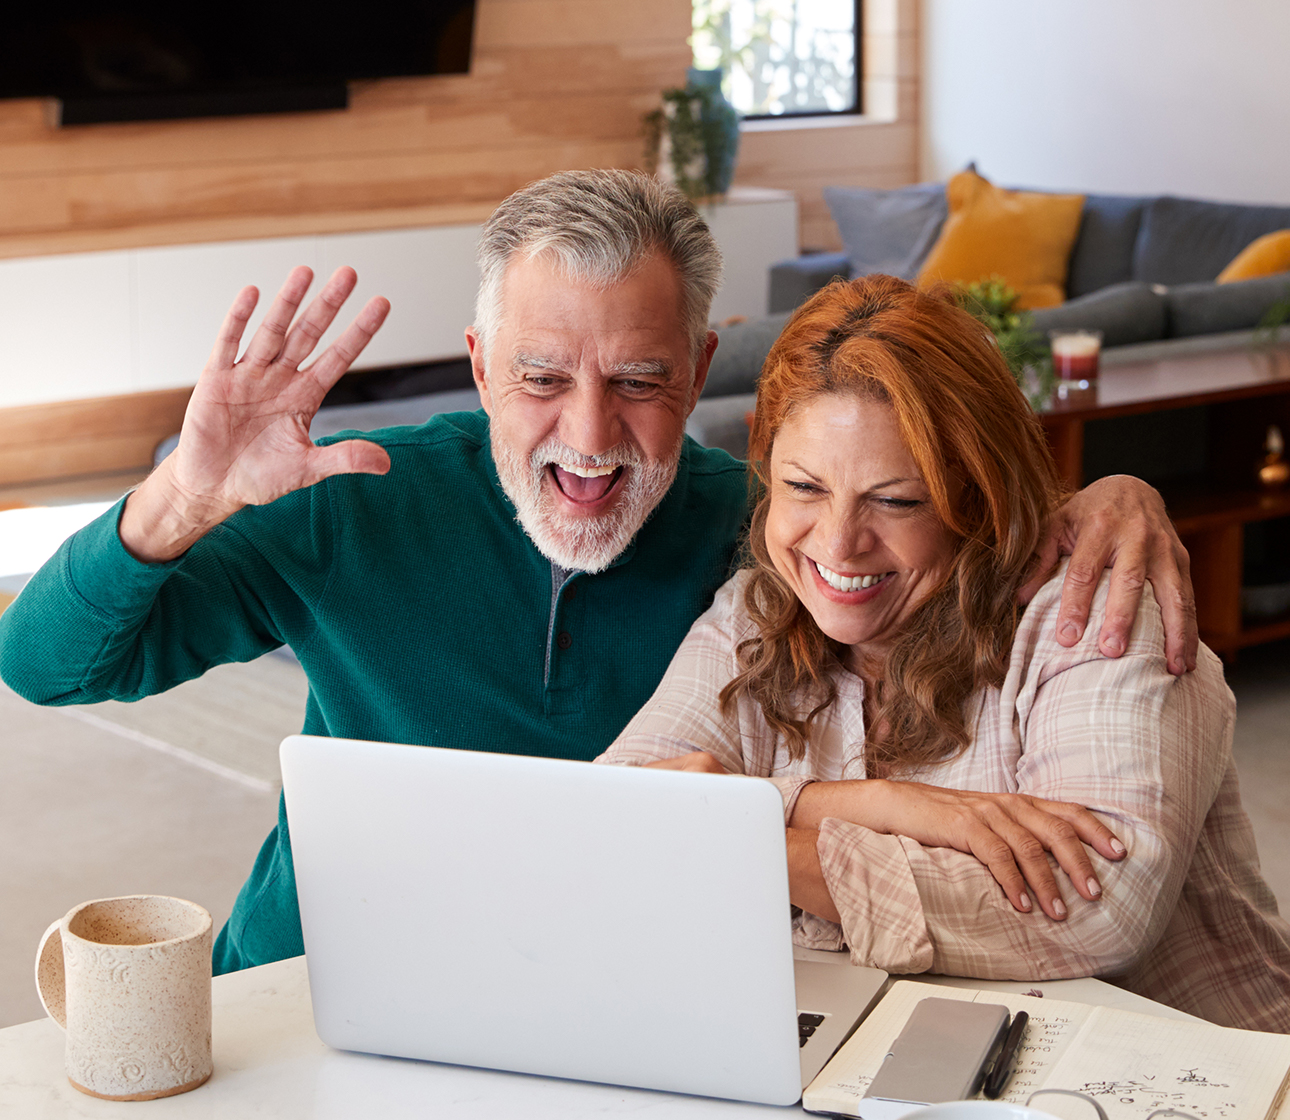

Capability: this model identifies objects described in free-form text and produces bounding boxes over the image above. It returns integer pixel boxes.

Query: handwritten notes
[803,981,1290,1120]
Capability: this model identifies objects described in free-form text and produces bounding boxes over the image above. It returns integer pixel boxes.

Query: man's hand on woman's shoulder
[1022,475,1197,677]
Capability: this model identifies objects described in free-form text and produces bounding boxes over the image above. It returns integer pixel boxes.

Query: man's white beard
[492,432,682,573]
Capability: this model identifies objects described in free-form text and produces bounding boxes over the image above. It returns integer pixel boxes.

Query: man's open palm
[176,265,391,511]
[120,266,390,563]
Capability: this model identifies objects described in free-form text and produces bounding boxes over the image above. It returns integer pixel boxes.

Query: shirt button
[556,631,573,650]
[564,584,577,599]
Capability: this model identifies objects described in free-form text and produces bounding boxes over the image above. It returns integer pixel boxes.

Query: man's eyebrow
[511,351,565,373]
[607,359,672,377]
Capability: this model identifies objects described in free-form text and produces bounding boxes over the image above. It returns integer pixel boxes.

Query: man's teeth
[815,561,890,592]
[557,462,618,478]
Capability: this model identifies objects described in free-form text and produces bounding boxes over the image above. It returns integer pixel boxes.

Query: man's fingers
[1018,532,1062,605]
[240,266,315,368]
[1055,526,1114,647]
[303,295,392,392]
[303,439,392,486]
[1096,543,1149,658]
[279,267,361,370]
[1154,542,1199,676]
[207,285,260,371]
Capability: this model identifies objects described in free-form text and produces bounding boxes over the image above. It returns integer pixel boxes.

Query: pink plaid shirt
[599,564,1290,1032]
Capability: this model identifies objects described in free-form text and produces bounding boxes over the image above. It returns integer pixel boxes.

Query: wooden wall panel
[0,388,191,486]
[0,0,693,260]
[0,0,916,262]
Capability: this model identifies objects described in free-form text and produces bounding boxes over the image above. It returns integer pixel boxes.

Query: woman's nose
[820,510,875,564]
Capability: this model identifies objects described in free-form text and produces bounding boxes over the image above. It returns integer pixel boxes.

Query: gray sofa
[684,187,1290,458]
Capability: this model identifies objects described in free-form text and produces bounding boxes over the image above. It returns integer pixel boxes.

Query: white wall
[921,0,1290,205]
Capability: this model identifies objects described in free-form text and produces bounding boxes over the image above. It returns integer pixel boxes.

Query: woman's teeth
[558,462,618,478]
[815,561,890,592]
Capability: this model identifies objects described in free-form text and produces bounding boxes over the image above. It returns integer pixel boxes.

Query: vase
[686,67,740,197]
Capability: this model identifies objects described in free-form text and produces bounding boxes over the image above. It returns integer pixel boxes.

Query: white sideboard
[0,188,797,411]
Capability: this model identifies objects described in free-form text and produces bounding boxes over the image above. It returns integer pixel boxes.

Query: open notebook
[803,979,1290,1120]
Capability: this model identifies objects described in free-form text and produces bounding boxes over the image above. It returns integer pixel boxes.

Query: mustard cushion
[1217,229,1290,283]
[916,169,1085,309]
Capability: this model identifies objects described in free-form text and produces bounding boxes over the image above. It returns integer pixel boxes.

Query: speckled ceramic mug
[34,895,213,1101]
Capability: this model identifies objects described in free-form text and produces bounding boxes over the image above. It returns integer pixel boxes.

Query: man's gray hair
[474,170,723,361]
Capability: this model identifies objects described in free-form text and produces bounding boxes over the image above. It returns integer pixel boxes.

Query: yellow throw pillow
[1217,230,1290,283]
[916,169,1085,309]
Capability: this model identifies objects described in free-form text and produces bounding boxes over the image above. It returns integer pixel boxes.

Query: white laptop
[281,734,888,1106]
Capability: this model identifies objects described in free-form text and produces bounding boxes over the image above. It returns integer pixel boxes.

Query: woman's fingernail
[1087,877,1101,898]
[1019,893,1032,911]
[1053,898,1067,918]
[1110,838,1126,855]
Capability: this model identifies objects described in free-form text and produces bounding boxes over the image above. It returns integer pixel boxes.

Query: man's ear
[466,326,492,416]
[686,330,719,414]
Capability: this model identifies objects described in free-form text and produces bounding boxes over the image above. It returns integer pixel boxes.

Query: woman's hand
[643,751,730,774]
[790,779,1126,921]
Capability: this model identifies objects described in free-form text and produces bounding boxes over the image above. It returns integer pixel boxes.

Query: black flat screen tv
[0,1,477,125]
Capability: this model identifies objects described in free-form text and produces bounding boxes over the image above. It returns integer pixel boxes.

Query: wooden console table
[1040,342,1290,659]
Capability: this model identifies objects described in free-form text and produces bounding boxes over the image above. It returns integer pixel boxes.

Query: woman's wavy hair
[721,274,1067,775]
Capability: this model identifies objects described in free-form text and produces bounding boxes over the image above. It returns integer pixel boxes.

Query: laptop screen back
[282,735,804,1104]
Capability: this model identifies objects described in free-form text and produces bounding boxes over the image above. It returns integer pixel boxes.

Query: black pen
[982,1011,1029,1099]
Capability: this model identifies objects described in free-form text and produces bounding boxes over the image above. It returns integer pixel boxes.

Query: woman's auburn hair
[720,274,1067,774]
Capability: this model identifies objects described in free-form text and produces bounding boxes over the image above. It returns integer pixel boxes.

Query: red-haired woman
[599,275,1290,1032]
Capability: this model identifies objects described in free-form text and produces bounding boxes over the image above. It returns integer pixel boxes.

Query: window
[692,0,861,120]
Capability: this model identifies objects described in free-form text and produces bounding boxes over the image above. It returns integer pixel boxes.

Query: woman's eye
[785,480,820,494]
[878,497,921,510]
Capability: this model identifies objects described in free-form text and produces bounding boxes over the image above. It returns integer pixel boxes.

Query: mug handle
[34,921,67,1029]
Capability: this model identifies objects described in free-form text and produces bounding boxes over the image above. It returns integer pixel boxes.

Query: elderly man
[0,171,1196,973]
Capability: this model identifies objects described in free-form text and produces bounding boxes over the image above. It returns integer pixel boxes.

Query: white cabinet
[0,225,483,409]
[134,236,323,392]
[0,187,797,410]
[700,187,799,325]
[0,250,134,407]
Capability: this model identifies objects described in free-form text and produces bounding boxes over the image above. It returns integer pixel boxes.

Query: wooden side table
[1040,343,1290,660]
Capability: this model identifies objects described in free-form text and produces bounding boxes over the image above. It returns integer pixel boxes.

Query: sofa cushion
[823,182,947,281]
[1165,273,1290,338]
[703,312,792,398]
[1065,195,1150,299]
[1029,281,1169,349]
[1217,230,1290,282]
[917,169,1085,309]
[1133,196,1290,285]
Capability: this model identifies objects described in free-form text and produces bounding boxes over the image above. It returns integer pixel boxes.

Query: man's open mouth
[549,462,625,504]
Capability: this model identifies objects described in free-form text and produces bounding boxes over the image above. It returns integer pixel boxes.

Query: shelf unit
[1039,343,1290,660]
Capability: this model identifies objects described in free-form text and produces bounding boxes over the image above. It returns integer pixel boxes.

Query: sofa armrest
[769,252,851,313]
[686,392,758,460]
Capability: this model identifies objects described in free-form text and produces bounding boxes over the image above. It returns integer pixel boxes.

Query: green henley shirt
[0,410,749,972]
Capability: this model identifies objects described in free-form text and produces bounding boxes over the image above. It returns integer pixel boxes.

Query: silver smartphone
[863,997,1010,1105]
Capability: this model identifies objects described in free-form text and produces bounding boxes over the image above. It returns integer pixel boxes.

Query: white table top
[0,956,1194,1117]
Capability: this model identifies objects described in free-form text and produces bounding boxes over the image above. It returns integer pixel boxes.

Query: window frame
[697,0,864,124]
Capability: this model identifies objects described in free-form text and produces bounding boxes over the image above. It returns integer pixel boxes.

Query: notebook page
[1042,1004,1290,1120]
[803,980,1095,1116]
